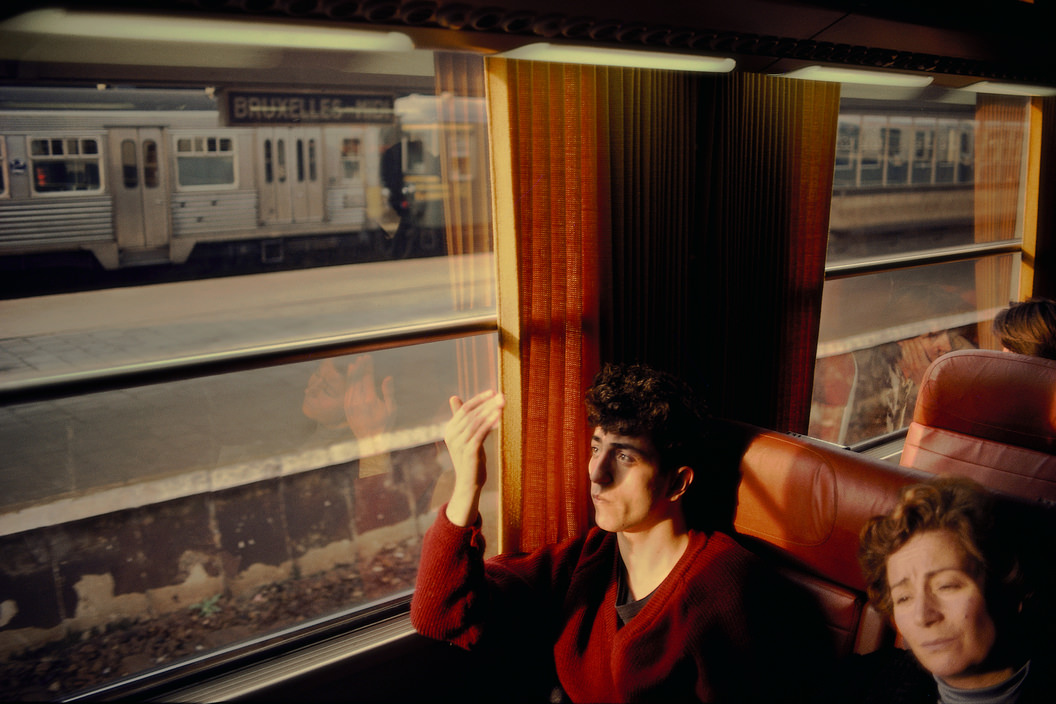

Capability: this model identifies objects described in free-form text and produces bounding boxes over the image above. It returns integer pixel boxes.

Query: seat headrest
[728,423,926,591]
[913,349,1056,454]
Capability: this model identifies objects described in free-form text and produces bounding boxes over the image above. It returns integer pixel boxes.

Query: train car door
[256,127,324,225]
[108,128,171,250]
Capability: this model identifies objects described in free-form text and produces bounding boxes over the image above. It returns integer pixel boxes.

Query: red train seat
[724,422,929,655]
[899,349,1056,505]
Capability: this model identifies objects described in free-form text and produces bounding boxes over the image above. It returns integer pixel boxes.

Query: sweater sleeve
[410,506,601,651]
[409,507,490,649]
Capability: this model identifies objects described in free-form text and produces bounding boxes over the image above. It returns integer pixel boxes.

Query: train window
[833,121,860,186]
[120,139,138,188]
[143,140,159,188]
[28,136,103,194]
[296,138,305,182]
[264,138,273,183]
[341,138,361,181]
[911,121,936,184]
[0,138,6,197]
[811,87,1032,449]
[0,43,496,698]
[175,134,236,188]
[277,138,287,183]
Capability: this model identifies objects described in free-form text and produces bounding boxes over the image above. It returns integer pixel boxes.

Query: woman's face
[886,529,1005,689]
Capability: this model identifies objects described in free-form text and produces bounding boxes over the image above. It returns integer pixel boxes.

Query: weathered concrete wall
[0,444,444,658]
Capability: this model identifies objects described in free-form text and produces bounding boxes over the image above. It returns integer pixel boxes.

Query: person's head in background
[992,298,1056,360]
[858,477,1029,690]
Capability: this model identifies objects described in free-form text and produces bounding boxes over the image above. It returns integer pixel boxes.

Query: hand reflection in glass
[303,355,396,440]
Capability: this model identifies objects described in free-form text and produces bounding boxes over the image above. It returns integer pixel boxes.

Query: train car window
[277,138,287,183]
[28,136,103,193]
[296,138,305,183]
[263,138,273,184]
[0,138,6,197]
[341,138,361,180]
[175,134,236,188]
[810,87,1031,449]
[0,36,497,698]
[120,139,138,188]
[143,140,159,189]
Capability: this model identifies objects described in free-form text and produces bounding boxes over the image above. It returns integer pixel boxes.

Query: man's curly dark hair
[584,362,708,477]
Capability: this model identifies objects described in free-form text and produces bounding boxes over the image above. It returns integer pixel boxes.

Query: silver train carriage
[0,86,475,269]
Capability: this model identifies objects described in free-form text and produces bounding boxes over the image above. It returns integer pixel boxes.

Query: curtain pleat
[974,96,1030,349]
[693,74,839,432]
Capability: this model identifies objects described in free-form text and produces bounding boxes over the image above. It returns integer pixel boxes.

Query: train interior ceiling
[2,0,1056,702]
[0,1,1054,89]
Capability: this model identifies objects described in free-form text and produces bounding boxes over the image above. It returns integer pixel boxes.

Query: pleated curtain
[485,61,839,552]
[973,95,1031,350]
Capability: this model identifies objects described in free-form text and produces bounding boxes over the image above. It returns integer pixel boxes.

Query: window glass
[175,133,236,188]
[810,88,1030,448]
[121,138,138,188]
[810,257,1015,445]
[143,140,159,189]
[29,136,103,193]
[0,52,496,700]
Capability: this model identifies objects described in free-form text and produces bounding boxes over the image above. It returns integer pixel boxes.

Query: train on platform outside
[0,88,983,273]
[0,86,478,270]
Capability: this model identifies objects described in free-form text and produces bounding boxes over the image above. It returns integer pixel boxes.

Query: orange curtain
[693,74,839,433]
[602,70,699,376]
[435,53,498,399]
[1035,96,1056,300]
[488,58,604,552]
[974,95,1031,349]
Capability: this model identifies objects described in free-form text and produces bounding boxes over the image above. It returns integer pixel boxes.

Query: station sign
[220,90,395,125]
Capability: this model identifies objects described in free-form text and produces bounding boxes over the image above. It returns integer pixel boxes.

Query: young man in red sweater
[411,363,832,703]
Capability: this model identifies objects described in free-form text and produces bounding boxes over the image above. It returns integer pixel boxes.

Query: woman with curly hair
[828,476,1054,703]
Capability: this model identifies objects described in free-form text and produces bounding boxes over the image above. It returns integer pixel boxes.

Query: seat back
[724,422,929,656]
[899,349,1056,505]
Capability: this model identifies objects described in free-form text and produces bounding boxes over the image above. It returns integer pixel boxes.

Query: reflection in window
[811,90,1031,448]
[0,56,496,699]
[809,259,1015,445]
[0,341,499,698]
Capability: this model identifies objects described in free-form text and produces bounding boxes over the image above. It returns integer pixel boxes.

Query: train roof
[0,86,218,112]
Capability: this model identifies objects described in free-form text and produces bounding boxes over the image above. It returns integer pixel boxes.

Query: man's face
[588,428,676,534]
[887,529,999,688]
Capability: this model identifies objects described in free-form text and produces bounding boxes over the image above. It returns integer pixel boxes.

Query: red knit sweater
[411,509,809,703]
